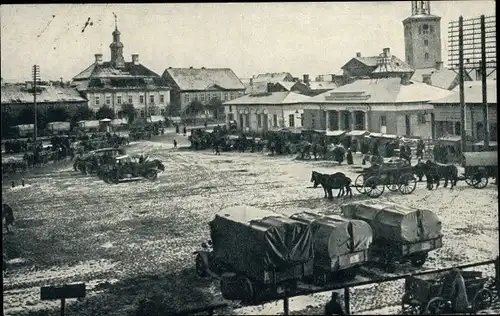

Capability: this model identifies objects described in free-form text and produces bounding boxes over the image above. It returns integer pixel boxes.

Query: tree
[185,100,205,125]
[96,105,115,120]
[166,102,181,117]
[205,97,224,120]
[1,111,16,138]
[16,108,47,131]
[46,107,69,122]
[118,103,136,123]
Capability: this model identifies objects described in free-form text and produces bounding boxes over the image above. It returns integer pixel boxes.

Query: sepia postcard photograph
[1,1,498,315]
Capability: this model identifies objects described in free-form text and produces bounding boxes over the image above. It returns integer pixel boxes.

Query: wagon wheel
[399,174,417,195]
[464,174,474,186]
[472,288,493,312]
[401,293,421,315]
[195,254,208,278]
[470,172,489,189]
[386,183,400,192]
[364,176,385,198]
[355,174,366,194]
[145,169,158,181]
[424,297,446,315]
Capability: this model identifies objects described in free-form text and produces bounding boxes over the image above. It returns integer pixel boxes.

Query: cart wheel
[472,288,493,312]
[364,176,385,198]
[399,174,417,195]
[195,254,208,278]
[402,293,421,315]
[465,174,473,186]
[471,173,489,189]
[410,253,428,267]
[425,297,446,315]
[386,183,399,192]
[145,169,158,181]
[355,174,366,194]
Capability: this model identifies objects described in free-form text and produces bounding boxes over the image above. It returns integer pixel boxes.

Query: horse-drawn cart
[461,151,498,189]
[401,270,493,314]
[354,161,417,198]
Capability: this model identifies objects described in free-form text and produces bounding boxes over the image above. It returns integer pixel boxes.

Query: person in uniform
[346,147,354,165]
[324,292,347,315]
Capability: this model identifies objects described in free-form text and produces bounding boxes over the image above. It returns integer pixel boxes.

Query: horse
[412,159,427,182]
[423,160,458,190]
[150,159,165,172]
[310,171,352,199]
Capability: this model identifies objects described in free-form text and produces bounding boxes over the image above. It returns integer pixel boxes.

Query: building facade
[403,1,442,69]
[162,67,246,112]
[71,23,170,117]
[223,91,310,133]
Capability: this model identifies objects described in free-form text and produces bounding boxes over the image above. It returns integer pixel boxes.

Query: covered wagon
[194,206,314,302]
[461,151,498,189]
[341,201,442,270]
[290,212,372,284]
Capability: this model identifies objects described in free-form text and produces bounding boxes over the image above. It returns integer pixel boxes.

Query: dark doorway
[239,114,244,131]
[263,114,268,132]
[431,113,436,139]
[343,112,350,130]
[329,111,339,130]
[405,115,411,136]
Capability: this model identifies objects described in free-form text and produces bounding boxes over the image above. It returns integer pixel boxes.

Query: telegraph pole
[458,16,466,154]
[32,65,40,147]
[480,15,489,150]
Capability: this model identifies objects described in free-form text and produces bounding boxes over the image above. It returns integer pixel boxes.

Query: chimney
[383,47,391,58]
[249,78,253,86]
[189,66,193,69]
[435,61,443,71]
[356,52,361,57]
[132,54,139,65]
[95,54,103,65]
[401,73,411,85]
[422,74,432,85]
[303,74,310,84]
[201,66,206,69]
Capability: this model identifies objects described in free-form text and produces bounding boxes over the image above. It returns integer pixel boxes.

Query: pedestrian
[346,147,354,165]
[3,204,15,234]
[173,139,178,149]
[183,126,187,136]
[324,292,347,315]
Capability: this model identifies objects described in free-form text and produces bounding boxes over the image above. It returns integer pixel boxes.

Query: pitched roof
[73,61,161,80]
[224,91,311,105]
[308,81,338,91]
[411,68,468,90]
[255,72,293,82]
[431,81,497,104]
[163,68,245,91]
[308,78,453,103]
[372,56,414,74]
[350,56,379,67]
[1,84,87,104]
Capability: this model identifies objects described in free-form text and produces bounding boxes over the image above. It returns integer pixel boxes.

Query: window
[128,96,133,104]
[160,108,165,116]
[418,113,427,124]
[227,113,234,121]
[184,94,190,104]
[424,53,429,60]
[230,92,234,100]
[201,94,205,102]
[273,114,278,127]
[245,114,250,127]
[311,118,316,129]
[422,24,429,34]
[229,105,232,112]
[224,93,229,101]
[117,96,122,105]
[301,114,304,126]
[257,114,262,128]
[429,25,434,33]
[106,96,111,105]
[424,39,428,46]
[289,114,295,127]
[454,122,461,136]
[140,95,144,104]
[140,110,145,117]
[160,95,164,103]
[380,115,387,126]
[418,26,422,34]
[150,95,155,104]
[95,96,100,105]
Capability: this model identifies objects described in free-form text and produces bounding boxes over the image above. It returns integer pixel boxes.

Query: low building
[411,61,473,90]
[429,81,497,141]
[301,77,453,138]
[254,72,295,82]
[223,91,311,132]
[72,23,170,117]
[1,82,87,116]
[162,67,246,112]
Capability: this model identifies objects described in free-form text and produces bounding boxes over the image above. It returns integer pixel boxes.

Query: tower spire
[114,12,118,30]
[110,12,125,68]
[411,1,431,15]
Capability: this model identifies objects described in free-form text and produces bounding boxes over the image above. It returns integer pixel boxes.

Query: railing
[173,257,499,315]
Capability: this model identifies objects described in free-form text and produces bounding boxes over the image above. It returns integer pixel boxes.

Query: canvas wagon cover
[463,151,498,166]
[341,201,441,244]
[290,212,372,261]
[210,206,313,274]
[47,121,70,131]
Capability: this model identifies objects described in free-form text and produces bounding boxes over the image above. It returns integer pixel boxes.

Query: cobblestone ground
[2,136,498,315]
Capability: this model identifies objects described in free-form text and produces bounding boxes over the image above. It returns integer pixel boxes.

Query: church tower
[110,16,125,69]
[402,1,442,69]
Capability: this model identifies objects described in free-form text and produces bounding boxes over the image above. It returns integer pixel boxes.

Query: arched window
[430,25,434,33]
[423,24,429,34]
[424,53,429,60]
[424,39,429,46]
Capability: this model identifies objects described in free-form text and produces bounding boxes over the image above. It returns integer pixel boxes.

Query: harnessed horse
[423,160,459,190]
[310,171,353,199]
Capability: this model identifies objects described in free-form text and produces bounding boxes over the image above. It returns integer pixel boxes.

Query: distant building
[241,76,310,95]
[341,48,414,83]
[223,91,311,132]
[429,81,497,140]
[72,22,170,117]
[1,81,87,116]
[403,1,442,70]
[254,72,295,83]
[302,77,453,138]
[411,61,473,90]
[162,67,246,112]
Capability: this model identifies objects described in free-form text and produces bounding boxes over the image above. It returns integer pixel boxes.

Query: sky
[0,2,496,82]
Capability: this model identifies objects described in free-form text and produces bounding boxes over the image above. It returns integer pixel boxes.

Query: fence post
[495,256,499,292]
[283,296,289,315]
[344,287,350,315]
